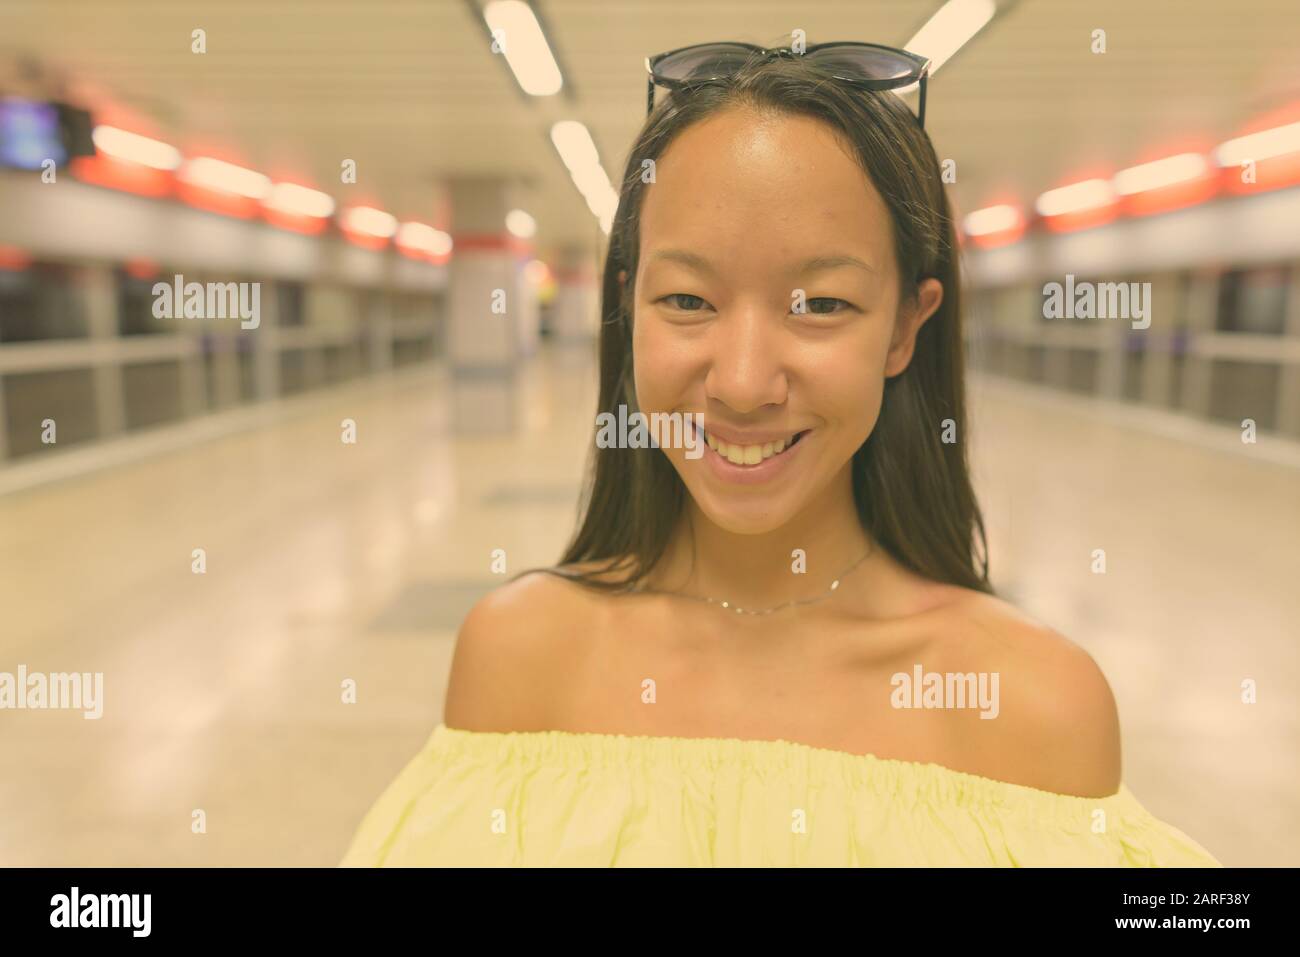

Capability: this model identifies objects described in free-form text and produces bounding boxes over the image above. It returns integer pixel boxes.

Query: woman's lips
[693,422,812,485]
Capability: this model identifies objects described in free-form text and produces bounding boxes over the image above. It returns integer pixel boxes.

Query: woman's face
[631,106,944,534]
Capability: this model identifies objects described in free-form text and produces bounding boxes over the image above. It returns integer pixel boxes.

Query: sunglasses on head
[645,41,932,128]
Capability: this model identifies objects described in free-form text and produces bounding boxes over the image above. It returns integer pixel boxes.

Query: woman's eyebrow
[800,254,877,275]
[644,250,877,276]
[645,248,715,274]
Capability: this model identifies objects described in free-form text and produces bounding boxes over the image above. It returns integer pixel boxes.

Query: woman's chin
[682,486,803,536]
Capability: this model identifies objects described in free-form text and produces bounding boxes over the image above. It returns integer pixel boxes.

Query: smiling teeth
[704,431,796,465]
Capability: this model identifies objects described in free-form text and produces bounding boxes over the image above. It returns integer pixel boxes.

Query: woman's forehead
[639,108,893,261]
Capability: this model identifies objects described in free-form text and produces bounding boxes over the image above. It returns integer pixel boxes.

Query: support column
[1006,285,1036,382]
[515,253,541,358]
[366,288,394,375]
[1138,273,1179,408]
[447,178,534,434]
[84,264,126,439]
[0,360,8,462]
[1096,286,1130,400]
[299,289,327,393]
[552,245,599,344]
[1177,271,1218,417]
[1276,265,1300,438]
[211,316,243,409]
[252,279,281,402]
[178,316,207,418]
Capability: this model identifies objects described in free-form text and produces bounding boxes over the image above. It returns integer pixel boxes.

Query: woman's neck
[647,467,876,612]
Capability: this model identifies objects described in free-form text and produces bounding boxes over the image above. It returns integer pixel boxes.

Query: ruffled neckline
[430,723,1151,831]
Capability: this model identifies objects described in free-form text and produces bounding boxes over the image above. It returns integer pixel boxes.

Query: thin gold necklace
[647,547,873,617]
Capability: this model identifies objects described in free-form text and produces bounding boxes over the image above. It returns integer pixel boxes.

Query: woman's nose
[704,304,788,413]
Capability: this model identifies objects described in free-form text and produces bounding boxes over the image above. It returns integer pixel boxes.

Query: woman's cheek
[806,338,886,446]
[632,314,673,410]
[849,373,888,448]
[634,318,695,409]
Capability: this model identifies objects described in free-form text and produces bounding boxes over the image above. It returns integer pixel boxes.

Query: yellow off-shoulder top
[339,723,1222,867]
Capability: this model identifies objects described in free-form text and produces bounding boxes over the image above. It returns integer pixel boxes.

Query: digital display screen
[0,97,69,170]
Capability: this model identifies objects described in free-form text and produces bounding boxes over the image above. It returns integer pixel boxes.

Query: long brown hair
[545,52,991,595]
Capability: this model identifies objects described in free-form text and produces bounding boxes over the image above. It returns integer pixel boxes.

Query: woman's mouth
[686,421,813,485]
[700,427,809,466]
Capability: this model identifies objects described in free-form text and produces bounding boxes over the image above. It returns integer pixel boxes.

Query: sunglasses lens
[807,45,919,82]
[653,43,762,83]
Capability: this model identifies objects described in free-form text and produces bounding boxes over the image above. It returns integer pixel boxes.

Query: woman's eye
[661,293,709,311]
[803,297,851,315]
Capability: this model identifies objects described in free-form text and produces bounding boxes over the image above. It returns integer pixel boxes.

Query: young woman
[341,43,1220,867]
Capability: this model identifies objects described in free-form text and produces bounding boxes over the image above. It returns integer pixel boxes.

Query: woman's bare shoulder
[441,561,627,732]
[930,588,1123,797]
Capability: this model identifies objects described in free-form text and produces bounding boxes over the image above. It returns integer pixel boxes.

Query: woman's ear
[618,269,627,286]
[884,278,943,377]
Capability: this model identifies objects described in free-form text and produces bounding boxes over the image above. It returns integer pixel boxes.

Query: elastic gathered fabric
[340,724,1222,867]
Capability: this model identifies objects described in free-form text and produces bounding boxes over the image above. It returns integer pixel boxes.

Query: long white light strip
[264,182,336,217]
[972,121,1300,238]
[340,205,398,238]
[962,204,1021,236]
[91,125,182,170]
[483,0,563,96]
[179,157,272,199]
[397,221,453,255]
[551,120,617,234]
[1113,153,1208,196]
[1035,178,1115,217]
[1214,121,1300,167]
[586,186,617,234]
[550,120,601,174]
[905,0,996,75]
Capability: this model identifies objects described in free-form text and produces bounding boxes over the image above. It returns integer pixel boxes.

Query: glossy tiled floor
[0,344,1295,866]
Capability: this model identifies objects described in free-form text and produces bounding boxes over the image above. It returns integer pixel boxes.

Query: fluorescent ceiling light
[429,230,453,256]
[573,166,611,199]
[265,182,335,217]
[583,183,617,218]
[550,120,601,175]
[340,205,398,237]
[1035,178,1116,216]
[506,208,537,238]
[962,204,1021,235]
[905,0,996,75]
[483,0,563,96]
[550,120,617,233]
[1214,121,1300,167]
[179,157,271,198]
[397,221,436,246]
[397,221,453,255]
[91,126,181,170]
[1113,153,1209,195]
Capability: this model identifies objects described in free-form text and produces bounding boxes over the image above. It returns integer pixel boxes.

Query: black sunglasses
[646,41,931,128]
